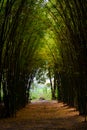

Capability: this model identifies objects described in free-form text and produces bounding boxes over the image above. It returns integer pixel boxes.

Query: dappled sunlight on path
[0,100,86,130]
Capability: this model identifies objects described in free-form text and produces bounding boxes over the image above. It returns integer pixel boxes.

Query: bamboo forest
[0,0,87,129]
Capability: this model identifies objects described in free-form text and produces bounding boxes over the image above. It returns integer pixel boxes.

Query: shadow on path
[0,100,86,130]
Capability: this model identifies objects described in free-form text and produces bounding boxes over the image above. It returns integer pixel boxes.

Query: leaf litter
[0,100,87,130]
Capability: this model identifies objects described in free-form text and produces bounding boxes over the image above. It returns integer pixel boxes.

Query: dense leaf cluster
[47,0,87,115]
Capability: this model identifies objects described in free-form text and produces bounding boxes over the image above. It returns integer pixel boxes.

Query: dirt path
[0,100,87,130]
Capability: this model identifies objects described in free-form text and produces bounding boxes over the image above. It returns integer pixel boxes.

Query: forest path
[0,100,87,130]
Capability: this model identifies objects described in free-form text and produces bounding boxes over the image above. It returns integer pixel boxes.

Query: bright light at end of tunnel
[44,0,49,3]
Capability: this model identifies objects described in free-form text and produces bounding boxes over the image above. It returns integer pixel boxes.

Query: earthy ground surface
[0,100,87,130]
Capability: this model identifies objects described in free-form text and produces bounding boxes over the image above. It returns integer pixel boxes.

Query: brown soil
[0,100,87,130]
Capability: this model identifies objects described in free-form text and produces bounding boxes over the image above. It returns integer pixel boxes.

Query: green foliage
[0,0,86,117]
[30,84,51,100]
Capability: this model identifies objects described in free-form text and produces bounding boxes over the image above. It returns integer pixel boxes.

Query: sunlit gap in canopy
[44,0,49,2]
[30,69,53,101]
